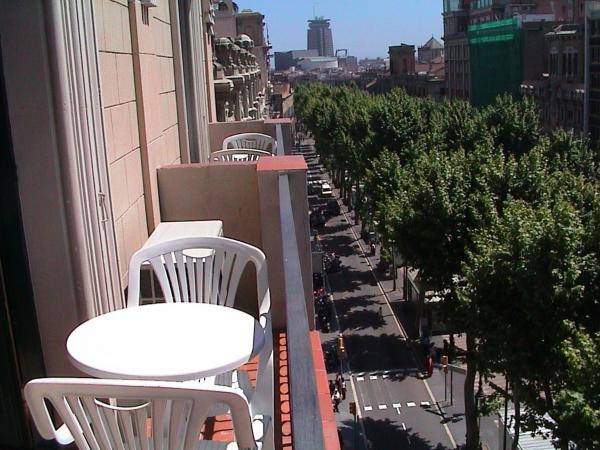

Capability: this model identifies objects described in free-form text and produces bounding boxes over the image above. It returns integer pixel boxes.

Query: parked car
[310,208,326,228]
[325,199,340,216]
[307,182,320,195]
[320,183,333,197]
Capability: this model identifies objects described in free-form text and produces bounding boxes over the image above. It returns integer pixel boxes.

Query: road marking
[364,406,373,411]
[420,401,431,407]
[369,375,377,380]
[392,403,402,408]
[396,407,402,415]
[349,373,369,449]
[340,205,459,449]
[336,199,457,449]
[378,404,387,410]
[402,423,412,445]
[422,375,458,449]
[356,376,364,381]
[406,402,416,407]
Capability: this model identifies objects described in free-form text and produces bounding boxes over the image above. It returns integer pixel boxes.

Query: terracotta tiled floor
[201,331,293,448]
[202,330,340,450]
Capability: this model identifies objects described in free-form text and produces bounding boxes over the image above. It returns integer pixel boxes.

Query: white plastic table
[144,220,223,259]
[66,303,265,381]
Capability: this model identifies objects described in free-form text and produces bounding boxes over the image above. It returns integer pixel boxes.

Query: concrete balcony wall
[208,118,293,155]
[157,156,312,330]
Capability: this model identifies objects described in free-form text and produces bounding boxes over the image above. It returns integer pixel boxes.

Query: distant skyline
[236,0,444,59]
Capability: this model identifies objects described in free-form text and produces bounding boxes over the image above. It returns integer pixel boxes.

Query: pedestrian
[341,378,347,400]
[378,306,383,320]
[333,388,341,412]
[329,379,336,396]
[370,241,376,256]
[442,338,449,356]
[426,343,435,378]
[336,373,343,393]
[449,333,456,362]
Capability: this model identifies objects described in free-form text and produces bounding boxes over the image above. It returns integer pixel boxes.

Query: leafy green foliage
[295,82,600,449]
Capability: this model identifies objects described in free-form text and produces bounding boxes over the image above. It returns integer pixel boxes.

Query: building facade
[213,0,271,122]
[0,2,335,449]
[587,1,600,141]
[274,49,319,71]
[443,0,471,101]
[387,44,445,99]
[419,37,445,63]
[521,24,584,133]
[307,18,335,57]
[389,45,416,76]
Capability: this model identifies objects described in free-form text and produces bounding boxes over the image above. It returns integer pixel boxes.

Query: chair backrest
[24,378,260,450]
[222,133,276,152]
[210,149,272,162]
[127,237,270,319]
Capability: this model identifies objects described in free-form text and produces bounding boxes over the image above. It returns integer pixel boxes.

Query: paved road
[298,142,458,450]
[323,201,456,450]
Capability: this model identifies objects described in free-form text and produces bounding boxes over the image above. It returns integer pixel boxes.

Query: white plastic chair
[25,378,270,450]
[210,149,272,162]
[222,133,276,153]
[127,236,273,438]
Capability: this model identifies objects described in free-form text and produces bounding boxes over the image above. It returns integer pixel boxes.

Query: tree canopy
[295,83,600,450]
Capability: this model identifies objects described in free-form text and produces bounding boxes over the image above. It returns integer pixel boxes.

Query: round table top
[67,303,265,381]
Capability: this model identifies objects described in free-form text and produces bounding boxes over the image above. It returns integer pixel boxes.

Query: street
[321,199,456,450]
[299,140,458,450]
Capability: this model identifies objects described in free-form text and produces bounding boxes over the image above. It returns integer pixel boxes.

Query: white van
[320,183,333,197]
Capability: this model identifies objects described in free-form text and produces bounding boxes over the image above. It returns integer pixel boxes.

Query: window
[592,46,600,64]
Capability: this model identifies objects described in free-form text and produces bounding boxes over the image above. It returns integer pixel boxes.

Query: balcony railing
[278,173,325,450]
[156,127,338,449]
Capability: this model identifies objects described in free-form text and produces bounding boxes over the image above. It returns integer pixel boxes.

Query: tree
[484,94,541,158]
[437,100,492,154]
[295,83,600,449]
[390,145,505,450]
[369,88,427,164]
[362,149,403,244]
[461,198,587,450]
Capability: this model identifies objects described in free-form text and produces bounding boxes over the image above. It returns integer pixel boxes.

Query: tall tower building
[307,18,334,56]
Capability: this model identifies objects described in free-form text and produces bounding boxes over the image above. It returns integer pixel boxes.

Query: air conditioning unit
[140,0,158,7]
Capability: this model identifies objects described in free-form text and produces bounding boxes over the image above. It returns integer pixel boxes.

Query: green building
[468,17,522,107]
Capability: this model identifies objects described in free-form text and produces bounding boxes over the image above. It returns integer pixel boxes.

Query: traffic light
[349,401,357,416]
[441,355,449,374]
[337,334,346,356]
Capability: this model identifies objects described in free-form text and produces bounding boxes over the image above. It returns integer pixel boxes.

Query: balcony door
[0,36,45,450]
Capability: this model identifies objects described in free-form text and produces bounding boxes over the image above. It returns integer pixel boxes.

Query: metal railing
[278,173,325,450]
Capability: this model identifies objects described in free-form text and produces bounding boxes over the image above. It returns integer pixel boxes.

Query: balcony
[155,135,340,449]
[208,118,294,156]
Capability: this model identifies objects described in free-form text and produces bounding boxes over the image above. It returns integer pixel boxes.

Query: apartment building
[1,2,334,450]
[443,0,471,100]
[521,23,585,133]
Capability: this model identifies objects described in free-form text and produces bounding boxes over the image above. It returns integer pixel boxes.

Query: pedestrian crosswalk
[353,369,419,379]
[357,400,434,414]
[352,370,434,415]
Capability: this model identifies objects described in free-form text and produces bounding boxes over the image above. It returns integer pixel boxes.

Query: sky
[236,0,444,59]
